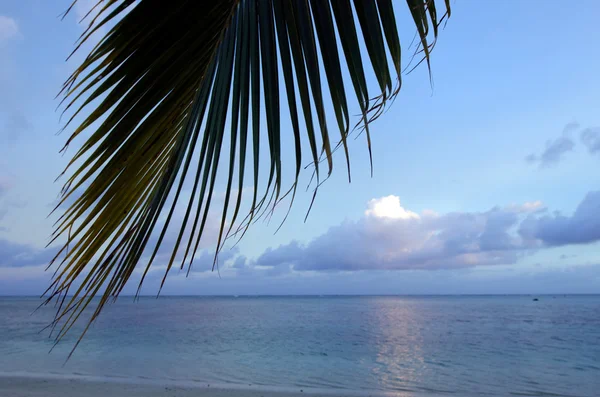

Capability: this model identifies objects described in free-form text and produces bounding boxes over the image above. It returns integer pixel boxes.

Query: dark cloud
[143,246,241,278]
[580,127,600,155]
[149,262,600,296]
[526,136,575,167]
[0,238,57,268]
[526,122,579,167]
[0,176,13,230]
[4,260,600,296]
[519,191,600,246]
[1,110,32,142]
[143,213,223,268]
[255,241,304,269]
[185,246,239,273]
[524,153,537,164]
[0,209,7,230]
[539,136,575,166]
[47,179,91,211]
[559,254,577,260]
[0,177,10,197]
[44,187,225,273]
[562,121,580,135]
[231,255,248,269]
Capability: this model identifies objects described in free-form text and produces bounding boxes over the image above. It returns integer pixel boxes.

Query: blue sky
[1,0,600,295]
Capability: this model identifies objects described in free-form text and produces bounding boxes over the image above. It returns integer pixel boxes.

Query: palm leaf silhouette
[45,0,450,352]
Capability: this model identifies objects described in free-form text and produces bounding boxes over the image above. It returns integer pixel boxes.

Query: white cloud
[365,195,419,220]
[505,200,545,214]
[256,195,532,272]
[253,191,600,273]
[520,201,544,212]
[0,16,19,42]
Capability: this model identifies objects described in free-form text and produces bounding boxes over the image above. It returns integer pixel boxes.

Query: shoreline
[0,372,441,397]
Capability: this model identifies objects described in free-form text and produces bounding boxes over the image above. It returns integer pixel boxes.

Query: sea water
[1,295,599,396]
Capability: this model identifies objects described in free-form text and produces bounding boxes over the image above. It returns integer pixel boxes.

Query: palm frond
[46,0,450,351]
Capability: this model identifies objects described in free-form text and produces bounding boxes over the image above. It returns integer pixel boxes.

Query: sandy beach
[0,373,421,397]
[0,376,313,397]
[2,375,308,397]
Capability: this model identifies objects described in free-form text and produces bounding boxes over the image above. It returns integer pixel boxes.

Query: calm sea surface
[1,295,599,396]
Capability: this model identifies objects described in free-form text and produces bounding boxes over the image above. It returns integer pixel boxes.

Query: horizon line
[1,293,598,298]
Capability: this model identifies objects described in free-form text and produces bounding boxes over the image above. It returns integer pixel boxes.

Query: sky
[1,0,600,295]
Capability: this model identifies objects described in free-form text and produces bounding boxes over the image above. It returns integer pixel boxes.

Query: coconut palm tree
[46,0,450,350]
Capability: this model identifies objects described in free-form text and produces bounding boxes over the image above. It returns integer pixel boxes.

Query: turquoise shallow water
[1,295,599,396]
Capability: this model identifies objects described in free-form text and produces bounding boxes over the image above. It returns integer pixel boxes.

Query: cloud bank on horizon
[247,192,600,274]
[3,191,600,274]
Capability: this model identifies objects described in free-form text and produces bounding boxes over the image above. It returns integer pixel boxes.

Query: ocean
[1,295,599,397]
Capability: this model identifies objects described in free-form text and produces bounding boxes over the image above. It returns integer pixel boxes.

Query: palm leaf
[45,0,450,352]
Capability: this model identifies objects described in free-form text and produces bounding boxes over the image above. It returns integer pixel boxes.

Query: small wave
[509,390,584,397]
[414,385,457,394]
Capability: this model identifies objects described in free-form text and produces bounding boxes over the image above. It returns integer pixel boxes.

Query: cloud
[562,121,580,135]
[524,153,538,164]
[0,211,6,231]
[48,183,87,211]
[0,14,30,144]
[0,176,10,197]
[4,260,600,296]
[231,255,248,269]
[3,191,600,295]
[119,262,600,295]
[0,174,13,229]
[580,127,600,155]
[559,254,577,260]
[526,136,575,167]
[1,110,32,142]
[0,16,18,42]
[5,190,600,295]
[526,122,578,167]
[252,192,600,273]
[505,200,545,213]
[519,191,600,246]
[184,246,239,273]
[539,136,574,166]
[144,212,223,266]
[364,196,419,220]
[526,123,600,166]
[254,197,534,272]
[0,238,58,268]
